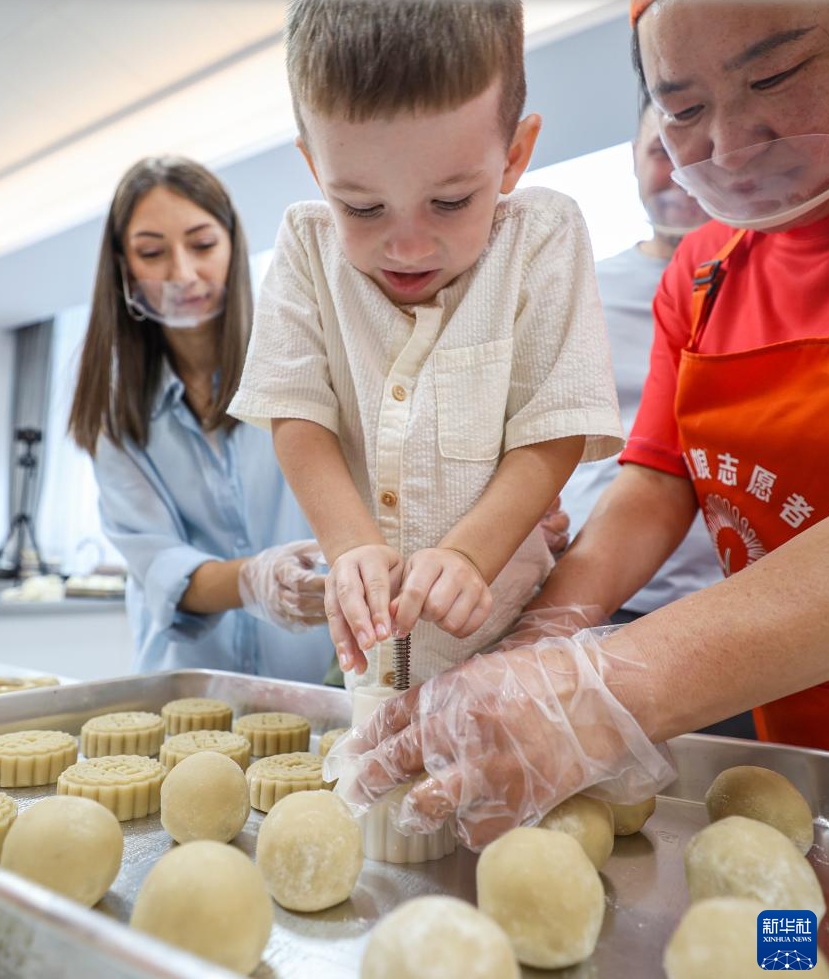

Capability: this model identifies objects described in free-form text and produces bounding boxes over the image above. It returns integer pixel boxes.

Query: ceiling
[0,0,622,259]
[0,0,286,179]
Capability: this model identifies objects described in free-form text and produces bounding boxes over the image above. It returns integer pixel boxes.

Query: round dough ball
[161,750,250,844]
[131,840,272,975]
[664,897,829,979]
[538,794,615,869]
[608,796,656,836]
[476,827,605,969]
[705,765,814,854]
[256,790,362,912]
[684,815,825,918]
[1,795,122,906]
[361,895,519,979]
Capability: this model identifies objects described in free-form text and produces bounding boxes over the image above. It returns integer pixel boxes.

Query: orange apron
[675,230,829,749]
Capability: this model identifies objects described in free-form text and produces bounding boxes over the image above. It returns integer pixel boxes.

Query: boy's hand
[391,547,492,638]
[326,544,405,675]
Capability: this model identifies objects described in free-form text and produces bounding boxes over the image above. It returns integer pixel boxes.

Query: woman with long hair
[69,156,332,680]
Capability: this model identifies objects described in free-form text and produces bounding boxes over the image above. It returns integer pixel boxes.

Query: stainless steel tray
[1,669,828,979]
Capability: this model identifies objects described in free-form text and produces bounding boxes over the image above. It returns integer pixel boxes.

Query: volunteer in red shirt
[537,0,829,748]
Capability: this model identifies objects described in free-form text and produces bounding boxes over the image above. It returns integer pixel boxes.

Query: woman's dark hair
[68,156,252,455]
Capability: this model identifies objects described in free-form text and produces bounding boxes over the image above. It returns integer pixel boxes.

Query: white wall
[0,332,13,532]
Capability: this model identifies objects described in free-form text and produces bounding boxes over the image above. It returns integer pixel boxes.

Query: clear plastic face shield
[120,259,226,329]
[666,134,829,232]
[641,186,710,238]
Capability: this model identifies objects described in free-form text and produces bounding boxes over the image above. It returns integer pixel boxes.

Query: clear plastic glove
[496,603,610,651]
[539,496,571,555]
[238,540,327,631]
[325,627,675,851]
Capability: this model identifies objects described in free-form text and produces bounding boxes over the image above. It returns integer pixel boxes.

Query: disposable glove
[496,603,609,649]
[238,540,327,631]
[325,626,675,851]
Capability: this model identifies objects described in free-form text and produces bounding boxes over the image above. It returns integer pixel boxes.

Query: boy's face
[298,81,540,305]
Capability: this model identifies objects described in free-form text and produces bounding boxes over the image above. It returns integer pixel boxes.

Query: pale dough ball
[664,897,829,979]
[608,796,656,836]
[705,765,814,854]
[131,840,272,975]
[361,895,520,979]
[538,794,615,870]
[684,815,825,918]
[160,750,250,844]
[256,789,362,912]
[476,827,605,969]
[1,795,122,907]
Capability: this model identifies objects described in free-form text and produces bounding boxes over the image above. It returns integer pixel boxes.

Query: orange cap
[630,0,657,25]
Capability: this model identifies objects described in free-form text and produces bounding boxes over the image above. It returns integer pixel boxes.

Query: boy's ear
[296,135,321,187]
[500,113,542,194]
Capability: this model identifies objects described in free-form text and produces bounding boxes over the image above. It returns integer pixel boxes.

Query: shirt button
[391,384,407,402]
[380,490,398,508]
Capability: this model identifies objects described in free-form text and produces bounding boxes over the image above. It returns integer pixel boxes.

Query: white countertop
[0,663,79,684]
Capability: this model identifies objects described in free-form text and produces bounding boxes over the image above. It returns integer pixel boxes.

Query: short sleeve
[504,193,624,463]
[229,208,340,435]
[620,244,694,477]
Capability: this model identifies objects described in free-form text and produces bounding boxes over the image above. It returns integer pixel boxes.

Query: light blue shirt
[93,361,333,680]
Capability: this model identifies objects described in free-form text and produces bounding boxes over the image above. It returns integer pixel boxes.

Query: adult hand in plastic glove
[497,603,610,651]
[325,627,675,851]
[238,540,327,630]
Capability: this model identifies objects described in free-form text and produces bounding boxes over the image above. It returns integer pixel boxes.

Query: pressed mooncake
[57,754,165,820]
[318,727,349,757]
[81,712,165,758]
[233,712,311,756]
[0,792,18,851]
[160,730,251,771]
[160,698,233,735]
[0,730,78,787]
[246,752,331,812]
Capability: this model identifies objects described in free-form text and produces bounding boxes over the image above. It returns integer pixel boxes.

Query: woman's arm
[609,514,829,741]
[179,558,245,613]
[528,462,699,617]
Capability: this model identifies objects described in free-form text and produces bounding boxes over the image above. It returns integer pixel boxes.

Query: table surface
[1,669,828,979]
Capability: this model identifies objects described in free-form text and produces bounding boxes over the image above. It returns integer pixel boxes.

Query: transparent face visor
[668,134,829,232]
[120,261,225,329]
[641,186,710,238]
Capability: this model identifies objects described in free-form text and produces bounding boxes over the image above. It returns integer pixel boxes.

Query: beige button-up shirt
[231,186,623,683]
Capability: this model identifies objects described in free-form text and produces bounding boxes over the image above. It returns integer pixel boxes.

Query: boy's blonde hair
[286,0,526,144]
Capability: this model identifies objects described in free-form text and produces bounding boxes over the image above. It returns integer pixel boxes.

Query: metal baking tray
[0,669,828,978]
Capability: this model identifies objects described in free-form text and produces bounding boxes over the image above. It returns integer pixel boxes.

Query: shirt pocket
[434,338,514,461]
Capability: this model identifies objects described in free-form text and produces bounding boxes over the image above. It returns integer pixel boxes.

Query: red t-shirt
[621,214,829,477]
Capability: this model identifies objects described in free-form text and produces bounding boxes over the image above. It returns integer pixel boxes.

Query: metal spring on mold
[393,633,411,691]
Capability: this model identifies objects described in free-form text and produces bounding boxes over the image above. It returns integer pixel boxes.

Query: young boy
[230,0,623,688]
